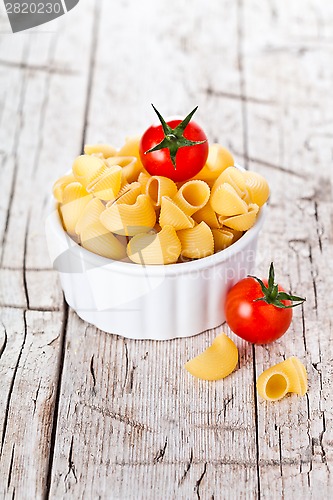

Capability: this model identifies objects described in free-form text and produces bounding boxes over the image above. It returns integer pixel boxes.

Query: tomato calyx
[144,104,207,169]
[250,262,306,309]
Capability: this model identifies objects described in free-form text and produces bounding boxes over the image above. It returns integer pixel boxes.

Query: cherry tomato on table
[225,263,306,344]
[139,105,209,182]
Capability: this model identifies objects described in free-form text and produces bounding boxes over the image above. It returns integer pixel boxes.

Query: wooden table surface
[0,1,332,498]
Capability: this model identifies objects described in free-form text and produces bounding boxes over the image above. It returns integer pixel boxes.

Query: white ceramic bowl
[45,196,266,340]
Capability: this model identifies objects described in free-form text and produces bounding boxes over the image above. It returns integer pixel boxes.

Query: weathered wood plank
[0,309,64,499]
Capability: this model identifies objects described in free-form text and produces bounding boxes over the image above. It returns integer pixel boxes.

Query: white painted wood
[0,0,332,498]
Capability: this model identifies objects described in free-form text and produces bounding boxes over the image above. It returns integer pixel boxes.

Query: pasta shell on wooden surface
[212,166,247,198]
[81,221,127,260]
[72,155,106,188]
[100,194,156,236]
[222,203,259,231]
[212,228,234,252]
[192,144,234,182]
[145,176,178,208]
[52,173,76,203]
[60,183,93,234]
[127,225,181,265]
[210,182,248,216]
[75,198,105,235]
[173,180,210,216]
[159,196,195,230]
[256,357,308,401]
[84,144,117,158]
[243,170,270,206]
[86,165,122,201]
[192,203,220,229]
[106,156,141,185]
[185,333,238,380]
[177,221,214,259]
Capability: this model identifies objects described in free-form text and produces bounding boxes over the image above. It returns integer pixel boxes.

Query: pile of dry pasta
[53,138,270,265]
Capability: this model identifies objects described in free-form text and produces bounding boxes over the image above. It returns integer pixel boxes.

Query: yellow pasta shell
[81,221,126,260]
[212,166,246,197]
[243,170,270,206]
[185,333,238,381]
[84,144,117,158]
[100,194,156,236]
[75,198,105,235]
[159,196,195,230]
[117,136,142,162]
[212,229,234,252]
[222,204,259,231]
[192,144,234,182]
[60,183,93,234]
[52,173,76,203]
[138,172,151,193]
[127,225,181,265]
[173,180,210,216]
[192,203,220,228]
[108,181,142,207]
[146,176,178,207]
[177,222,214,259]
[86,165,122,200]
[210,182,248,216]
[106,156,141,185]
[256,357,308,401]
[72,155,106,188]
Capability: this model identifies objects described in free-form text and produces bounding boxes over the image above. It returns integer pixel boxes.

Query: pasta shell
[127,225,181,265]
[243,170,270,206]
[106,156,141,184]
[72,155,106,188]
[185,333,238,380]
[75,198,105,235]
[212,228,234,252]
[100,194,156,236]
[173,180,210,216]
[210,182,248,216]
[107,181,142,207]
[138,172,151,193]
[117,136,143,163]
[146,176,178,208]
[222,204,259,231]
[256,357,308,401]
[86,165,122,200]
[60,183,93,234]
[84,144,117,158]
[192,144,234,182]
[192,203,220,229]
[212,166,246,198]
[81,221,126,260]
[159,196,195,230]
[52,173,76,203]
[177,222,214,259]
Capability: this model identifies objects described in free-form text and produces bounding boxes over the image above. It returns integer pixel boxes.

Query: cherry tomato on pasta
[139,105,208,182]
[224,263,306,344]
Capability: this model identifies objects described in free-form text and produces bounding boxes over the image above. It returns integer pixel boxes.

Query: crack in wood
[252,345,261,500]
[204,87,275,106]
[44,303,69,499]
[85,404,153,433]
[1,311,28,456]
[278,427,283,477]
[64,435,78,490]
[153,437,168,464]
[7,443,15,489]
[178,448,193,486]
[32,379,42,417]
[0,322,7,360]
[194,462,207,500]
[89,354,97,396]
[0,59,78,76]
[0,41,31,267]
[22,211,30,310]
[80,0,102,154]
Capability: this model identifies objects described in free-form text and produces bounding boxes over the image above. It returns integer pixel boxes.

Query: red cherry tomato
[139,106,208,182]
[224,264,306,344]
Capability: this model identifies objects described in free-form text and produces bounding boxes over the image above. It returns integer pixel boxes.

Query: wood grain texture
[0,0,333,498]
